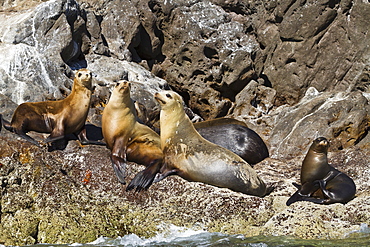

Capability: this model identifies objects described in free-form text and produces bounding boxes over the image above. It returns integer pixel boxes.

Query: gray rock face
[0,0,369,245]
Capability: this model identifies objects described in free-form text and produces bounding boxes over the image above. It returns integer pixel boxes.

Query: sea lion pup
[193,118,269,165]
[154,91,271,197]
[0,68,103,147]
[286,137,356,205]
[102,81,163,191]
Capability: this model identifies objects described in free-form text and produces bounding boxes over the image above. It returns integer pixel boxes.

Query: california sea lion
[102,81,163,191]
[286,137,356,205]
[0,68,103,147]
[154,91,271,197]
[193,118,269,165]
[132,101,269,165]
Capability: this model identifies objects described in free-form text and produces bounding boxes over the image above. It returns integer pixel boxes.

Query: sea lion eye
[78,73,82,77]
[166,93,172,99]
[116,82,120,87]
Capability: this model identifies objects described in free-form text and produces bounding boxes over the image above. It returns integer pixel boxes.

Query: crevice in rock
[328,0,341,9]
[260,74,272,88]
[280,37,304,42]
[204,46,218,59]
[312,10,337,37]
[285,58,296,64]
[34,220,41,244]
[215,100,232,118]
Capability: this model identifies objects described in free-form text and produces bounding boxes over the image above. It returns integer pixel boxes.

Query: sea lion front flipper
[44,133,65,143]
[111,139,128,185]
[126,159,162,192]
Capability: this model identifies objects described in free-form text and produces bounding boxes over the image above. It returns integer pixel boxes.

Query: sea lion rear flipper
[75,127,106,146]
[286,190,302,206]
[153,169,179,183]
[286,191,325,206]
[126,159,162,192]
[292,182,301,189]
[1,114,14,132]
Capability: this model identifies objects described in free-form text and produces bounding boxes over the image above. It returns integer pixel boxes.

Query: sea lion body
[0,69,101,146]
[102,81,163,191]
[286,137,356,205]
[154,91,271,197]
[194,119,269,165]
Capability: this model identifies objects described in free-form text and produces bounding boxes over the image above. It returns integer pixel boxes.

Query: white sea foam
[82,224,244,246]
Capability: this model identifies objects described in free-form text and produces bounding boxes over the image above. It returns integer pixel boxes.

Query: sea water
[9,223,370,247]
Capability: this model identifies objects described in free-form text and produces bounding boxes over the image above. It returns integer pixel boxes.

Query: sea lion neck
[159,101,195,147]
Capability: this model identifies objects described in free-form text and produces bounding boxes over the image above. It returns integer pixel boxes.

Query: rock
[0,134,369,245]
[268,89,370,160]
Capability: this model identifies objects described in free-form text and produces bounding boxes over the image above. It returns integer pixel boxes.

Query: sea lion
[101,81,163,191]
[154,91,271,197]
[286,137,356,205]
[193,118,269,165]
[132,100,269,165]
[0,68,103,147]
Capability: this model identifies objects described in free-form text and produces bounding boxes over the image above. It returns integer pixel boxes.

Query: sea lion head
[154,91,183,110]
[75,68,92,88]
[114,80,131,96]
[310,137,329,154]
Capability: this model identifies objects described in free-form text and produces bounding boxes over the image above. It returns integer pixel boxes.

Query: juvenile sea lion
[193,118,269,165]
[154,91,271,197]
[286,137,356,205]
[102,81,163,191]
[0,68,103,147]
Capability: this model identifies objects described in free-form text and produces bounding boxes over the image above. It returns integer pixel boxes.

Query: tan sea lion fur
[0,68,103,147]
[102,81,163,191]
[286,137,356,205]
[154,91,271,197]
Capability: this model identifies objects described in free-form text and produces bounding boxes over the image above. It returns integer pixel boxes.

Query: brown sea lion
[193,118,269,165]
[154,91,272,197]
[0,68,103,147]
[101,81,163,191]
[286,137,356,205]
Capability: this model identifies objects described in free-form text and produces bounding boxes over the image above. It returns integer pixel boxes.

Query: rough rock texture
[0,0,369,245]
[0,132,369,245]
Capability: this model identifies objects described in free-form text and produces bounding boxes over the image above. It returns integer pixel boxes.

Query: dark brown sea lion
[101,81,163,191]
[193,118,269,165]
[154,90,272,197]
[286,137,356,205]
[0,68,103,147]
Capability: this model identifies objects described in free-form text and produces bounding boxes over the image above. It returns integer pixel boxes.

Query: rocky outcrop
[0,0,369,245]
[0,132,369,245]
